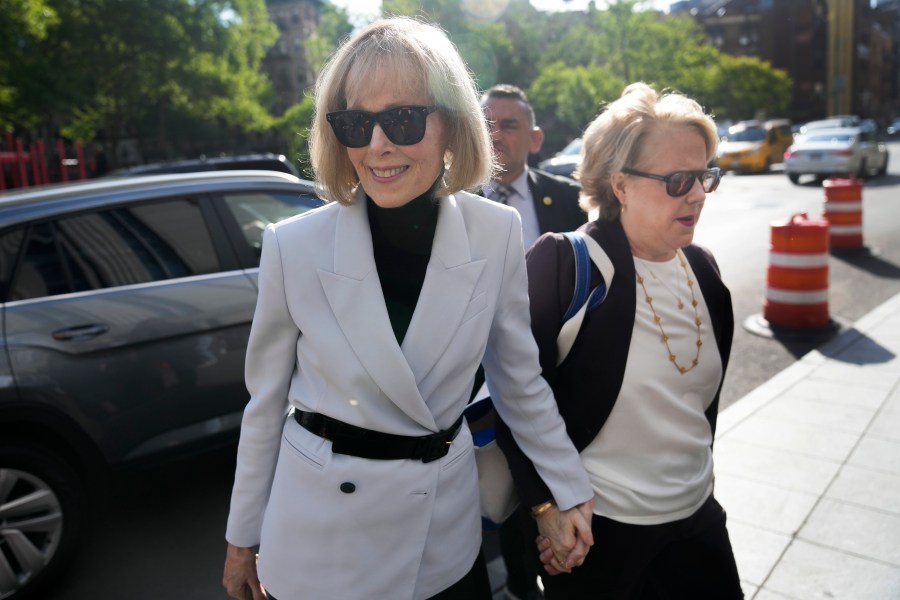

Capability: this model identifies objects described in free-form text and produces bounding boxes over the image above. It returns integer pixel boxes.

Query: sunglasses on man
[621,167,722,197]
[326,105,437,148]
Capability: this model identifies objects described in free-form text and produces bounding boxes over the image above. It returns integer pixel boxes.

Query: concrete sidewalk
[714,290,900,599]
[490,291,900,599]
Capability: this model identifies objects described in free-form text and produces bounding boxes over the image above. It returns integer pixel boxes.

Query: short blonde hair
[576,82,718,219]
[309,17,495,205]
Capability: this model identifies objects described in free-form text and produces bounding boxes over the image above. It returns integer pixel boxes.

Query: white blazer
[225,190,591,599]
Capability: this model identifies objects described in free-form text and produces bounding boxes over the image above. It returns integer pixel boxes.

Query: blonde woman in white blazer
[222,18,593,600]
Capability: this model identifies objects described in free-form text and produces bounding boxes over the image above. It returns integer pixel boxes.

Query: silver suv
[0,171,322,598]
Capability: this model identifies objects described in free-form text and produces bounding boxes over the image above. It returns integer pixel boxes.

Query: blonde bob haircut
[576,82,718,220]
[309,17,495,205]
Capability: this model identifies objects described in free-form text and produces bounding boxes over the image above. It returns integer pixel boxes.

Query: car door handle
[52,324,110,341]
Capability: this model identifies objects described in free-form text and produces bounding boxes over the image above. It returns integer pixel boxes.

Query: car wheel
[0,444,86,599]
[876,156,888,177]
[788,173,800,184]
[856,159,867,179]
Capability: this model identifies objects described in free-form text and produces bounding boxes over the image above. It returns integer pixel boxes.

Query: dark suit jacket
[496,218,734,508]
[526,168,586,236]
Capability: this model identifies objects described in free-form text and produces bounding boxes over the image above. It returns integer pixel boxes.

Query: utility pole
[827,0,854,115]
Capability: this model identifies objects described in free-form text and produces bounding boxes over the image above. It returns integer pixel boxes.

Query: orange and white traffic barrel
[763,212,830,329]
[822,177,863,249]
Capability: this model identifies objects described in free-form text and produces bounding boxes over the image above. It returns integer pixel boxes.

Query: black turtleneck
[367,190,439,344]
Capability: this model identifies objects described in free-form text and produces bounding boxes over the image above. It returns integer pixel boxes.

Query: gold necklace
[635,250,702,374]
[635,256,685,310]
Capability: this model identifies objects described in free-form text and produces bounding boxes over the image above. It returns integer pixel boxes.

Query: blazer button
[340,482,356,494]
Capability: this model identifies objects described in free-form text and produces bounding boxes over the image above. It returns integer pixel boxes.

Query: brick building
[670,0,898,123]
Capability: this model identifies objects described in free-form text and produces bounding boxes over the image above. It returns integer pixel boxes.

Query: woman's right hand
[223,543,266,600]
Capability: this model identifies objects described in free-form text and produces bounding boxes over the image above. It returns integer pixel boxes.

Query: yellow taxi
[716,119,793,173]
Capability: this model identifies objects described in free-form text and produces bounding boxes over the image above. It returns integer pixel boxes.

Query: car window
[222,191,320,259]
[806,133,852,143]
[727,129,766,142]
[5,198,219,301]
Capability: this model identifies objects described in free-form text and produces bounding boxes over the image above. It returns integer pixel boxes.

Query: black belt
[293,410,464,463]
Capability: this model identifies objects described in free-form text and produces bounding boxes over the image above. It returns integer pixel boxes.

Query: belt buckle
[415,432,452,463]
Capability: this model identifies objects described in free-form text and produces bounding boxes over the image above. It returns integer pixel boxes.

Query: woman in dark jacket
[497,82,743,599]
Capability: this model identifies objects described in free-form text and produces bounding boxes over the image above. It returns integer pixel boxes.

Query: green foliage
[529,62,626,151]
[0,0,58,40]
[0,0,59,130]
[523,1,790,152]
[3,0,278,163]
[275,94,315,179]
[709,55,793,121]
[1,0,795,164]
[382,0,511,88]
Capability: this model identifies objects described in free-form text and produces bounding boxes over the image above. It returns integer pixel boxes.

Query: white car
[783,126,889,184]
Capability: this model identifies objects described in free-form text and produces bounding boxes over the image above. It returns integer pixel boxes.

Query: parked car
[0,171,322,598]
[108,152,300,177]
[796,115,862,136]
[716,119,793,173]
[537,137,582,179]
[783,126,889,184]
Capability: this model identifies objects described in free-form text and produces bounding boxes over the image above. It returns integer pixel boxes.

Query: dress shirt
[485,169,541,248]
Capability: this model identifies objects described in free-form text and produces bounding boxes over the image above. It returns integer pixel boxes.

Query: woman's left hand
[534,499,594,574]
[536,535,561,575]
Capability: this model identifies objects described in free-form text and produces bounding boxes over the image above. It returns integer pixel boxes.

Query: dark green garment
[366,191,439,344]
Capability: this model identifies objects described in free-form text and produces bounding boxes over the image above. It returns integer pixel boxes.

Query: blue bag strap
[562,232,590,322]
[556,231,611,365]
[586,280,607,312]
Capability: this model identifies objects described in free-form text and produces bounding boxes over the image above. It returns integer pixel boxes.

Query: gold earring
[620,203,626,214]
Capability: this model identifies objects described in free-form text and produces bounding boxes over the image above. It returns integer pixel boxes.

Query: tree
[525,1,790,152]
[529,62,626,151]
[709,55,793,121]
[2,0,278,163]
[0,0,59,130]
[276,93,315,178]
[381,0,512,89]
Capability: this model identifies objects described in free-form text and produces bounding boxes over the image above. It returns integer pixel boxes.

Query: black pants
[538,496,744,600]
[428,548,492,600]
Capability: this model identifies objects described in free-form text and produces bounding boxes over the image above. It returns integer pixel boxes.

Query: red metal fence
[0,134,87,191]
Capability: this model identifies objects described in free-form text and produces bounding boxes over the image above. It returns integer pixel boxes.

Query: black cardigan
[496,218,734,508]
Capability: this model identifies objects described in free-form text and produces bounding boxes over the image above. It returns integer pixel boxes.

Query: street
[695,141,900,410]
[44,141,900,599]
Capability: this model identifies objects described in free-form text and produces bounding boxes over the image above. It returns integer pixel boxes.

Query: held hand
[223,543,266,600]
[536,535,563,575]
[534,499,594,575]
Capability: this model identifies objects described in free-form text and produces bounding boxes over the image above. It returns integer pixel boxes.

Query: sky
[330,0,672,23]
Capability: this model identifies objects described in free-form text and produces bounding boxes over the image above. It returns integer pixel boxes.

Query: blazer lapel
[317,193,437,431]
[402,193,485,385]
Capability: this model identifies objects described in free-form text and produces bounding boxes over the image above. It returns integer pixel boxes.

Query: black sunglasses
[621,167,722,197]
[325,105,438,148]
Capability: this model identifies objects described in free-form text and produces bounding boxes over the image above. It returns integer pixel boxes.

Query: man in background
[481,84,584,249]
